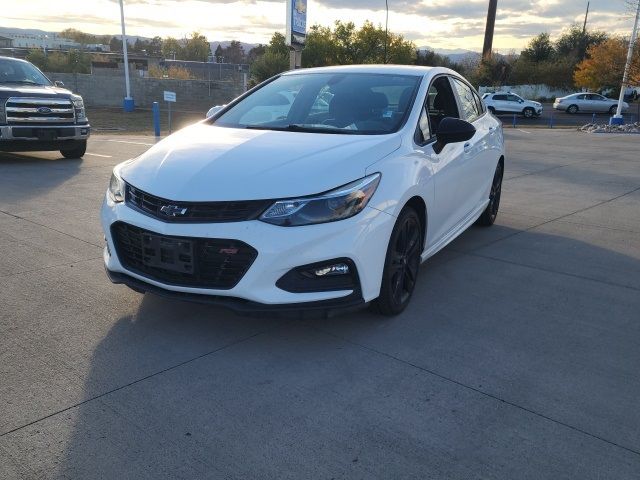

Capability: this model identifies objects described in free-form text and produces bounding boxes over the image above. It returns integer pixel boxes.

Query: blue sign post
[286,0,307,69]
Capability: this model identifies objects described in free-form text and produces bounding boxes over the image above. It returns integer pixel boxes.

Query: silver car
[553,93,629,114]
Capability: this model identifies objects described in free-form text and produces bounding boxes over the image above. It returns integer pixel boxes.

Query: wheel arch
[403,195,428,250]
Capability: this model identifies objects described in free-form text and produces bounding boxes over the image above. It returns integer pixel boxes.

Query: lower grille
[111,221,257,289]
[126,184,272,223]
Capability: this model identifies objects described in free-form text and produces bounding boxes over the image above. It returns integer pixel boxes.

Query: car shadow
[14,225,636,477]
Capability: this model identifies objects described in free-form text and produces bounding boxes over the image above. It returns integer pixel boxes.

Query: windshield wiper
[244,124,359,134]
[1,80,45,86]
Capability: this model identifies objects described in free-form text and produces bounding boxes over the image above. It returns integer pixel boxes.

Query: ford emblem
[37,107,52,114]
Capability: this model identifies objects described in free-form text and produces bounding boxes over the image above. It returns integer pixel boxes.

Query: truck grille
[126,184,272,223]
[5,97,75,125]
[111,222,258,290]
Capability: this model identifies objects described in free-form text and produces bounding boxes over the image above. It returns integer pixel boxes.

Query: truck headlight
[71,95,87,122]
[259,173,381,227]
[108,170,125,203]
[0,101,5,124]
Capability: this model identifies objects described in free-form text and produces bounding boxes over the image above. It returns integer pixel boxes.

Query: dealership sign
[286,0,307,46]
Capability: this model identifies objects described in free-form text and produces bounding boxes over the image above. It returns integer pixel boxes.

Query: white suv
[482,92,542,118]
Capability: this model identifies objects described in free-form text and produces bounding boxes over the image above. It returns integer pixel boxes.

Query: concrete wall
[46,70,246,111]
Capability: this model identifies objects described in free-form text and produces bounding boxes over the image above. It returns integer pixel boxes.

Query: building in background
[0,36,12,48]
[4,32,79,50]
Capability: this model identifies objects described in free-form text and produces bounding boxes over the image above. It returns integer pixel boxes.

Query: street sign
[163,91,176,102]
[286,0,307,46]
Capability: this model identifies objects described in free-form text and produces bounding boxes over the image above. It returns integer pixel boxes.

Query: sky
[3,0,638,52]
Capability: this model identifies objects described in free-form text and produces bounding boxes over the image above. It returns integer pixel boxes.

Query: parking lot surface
[1,129,639,479]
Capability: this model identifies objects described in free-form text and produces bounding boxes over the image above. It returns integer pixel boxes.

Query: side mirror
[433,117,476,154]
[206,105,225,118]
[54,80,65,87]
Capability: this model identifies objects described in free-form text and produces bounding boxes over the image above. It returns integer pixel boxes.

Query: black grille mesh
[125,184,271,223]
[111,222,257,289]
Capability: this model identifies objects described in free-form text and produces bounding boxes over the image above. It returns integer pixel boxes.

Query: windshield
[213,72,421,135]
[0,59,52,86]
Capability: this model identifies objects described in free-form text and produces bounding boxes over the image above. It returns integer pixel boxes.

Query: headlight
[71,95,86,122]
[108,170,125,203]
[0,101,5,124]
[259,173,381,227]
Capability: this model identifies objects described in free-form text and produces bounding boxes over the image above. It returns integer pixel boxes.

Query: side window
[417,106,430,143]
[426,76,459,133]
[493,94,507,101]
[506,94,520,102]
[451,78,481,123]
[473,90,485,114]
[576,94,586,100]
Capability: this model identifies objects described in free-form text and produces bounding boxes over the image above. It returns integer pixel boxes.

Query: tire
[60,140,87,159]
[566,104,579,114]
[477,160,504,227]
[609,105,617,115]
[488,106,496,114]
[522,107,535,118]
[372,206,423,316]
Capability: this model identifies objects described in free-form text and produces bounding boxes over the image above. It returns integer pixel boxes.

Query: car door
[506,94,522,113]
[589,94,608,112]
[492,94,508,112]
[412,75,470,244]
[574,94,588,111]
[450,77,496,215]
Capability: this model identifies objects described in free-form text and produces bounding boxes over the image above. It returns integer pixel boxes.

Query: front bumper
[101,194,396,308]
[0,124,90,141]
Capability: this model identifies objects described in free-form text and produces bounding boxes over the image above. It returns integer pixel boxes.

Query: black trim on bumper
[106,268,366,318]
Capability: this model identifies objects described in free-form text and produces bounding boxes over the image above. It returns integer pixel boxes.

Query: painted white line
[85,152,112,158]
[517,129,532,134]
[92,139,155,146]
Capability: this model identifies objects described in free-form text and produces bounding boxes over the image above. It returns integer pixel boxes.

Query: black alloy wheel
[373,207,422,316]
[567,104,579,114]
[609,105,617,115]
[477,161,504,226]
[523,107,535,118]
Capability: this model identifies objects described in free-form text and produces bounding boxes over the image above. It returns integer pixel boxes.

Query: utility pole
[384,0,389,63]
[582,1,590,34]
[612,0,640,123]
[482,0,498,59]
[119,0,134,112]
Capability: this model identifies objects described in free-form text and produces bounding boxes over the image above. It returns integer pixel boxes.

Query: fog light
[314,263,350,276]
[80,128,88,135]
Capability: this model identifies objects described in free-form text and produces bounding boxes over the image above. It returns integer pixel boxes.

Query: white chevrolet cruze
[102,65,505,316]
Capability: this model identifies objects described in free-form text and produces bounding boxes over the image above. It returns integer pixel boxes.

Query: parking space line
[85,152,112,158]
[93,139,155,146]
[517,129,531,134]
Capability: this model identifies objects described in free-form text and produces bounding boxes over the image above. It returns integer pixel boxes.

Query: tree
[162,37,183,59]
[223,40,246,64]
[521,33,554,62]
[183,32,210,62]
[25,49,48,70]
[250,33,291,82]
[246,44,266,64]
[110,36,123,52]
[214,44,223,62]
[574,37,640,91]
[555,25,607,64]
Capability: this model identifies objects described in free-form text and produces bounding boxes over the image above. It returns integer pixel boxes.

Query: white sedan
[553,93,629,114]
[102,65,505,316]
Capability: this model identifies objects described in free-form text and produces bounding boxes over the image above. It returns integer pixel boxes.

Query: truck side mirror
[54,80,65,87]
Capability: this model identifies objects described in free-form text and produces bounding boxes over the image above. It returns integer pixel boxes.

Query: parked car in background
[0,56,89,158]
[482,92,543,118]
[104,65,505,316]
[553,93,629,114]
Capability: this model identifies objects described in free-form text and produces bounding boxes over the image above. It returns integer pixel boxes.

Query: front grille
[111,221,258,289]
[5,97,75,125]
[11,127,76,138]
[126,184,272,223]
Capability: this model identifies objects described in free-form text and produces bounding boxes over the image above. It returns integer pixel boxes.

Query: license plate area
[36,129,58,141]
[141,233,194,274]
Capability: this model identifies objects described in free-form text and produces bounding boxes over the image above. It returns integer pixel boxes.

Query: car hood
[0,84,72,98]
[120,123,402,201]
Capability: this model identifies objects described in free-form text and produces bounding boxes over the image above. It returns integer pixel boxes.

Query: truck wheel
[60,140,87,159]
[609,105,617,115]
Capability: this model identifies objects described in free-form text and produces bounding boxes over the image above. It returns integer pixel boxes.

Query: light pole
[119,0,134,112]
[612,0,640,124]
[384,0,389,63]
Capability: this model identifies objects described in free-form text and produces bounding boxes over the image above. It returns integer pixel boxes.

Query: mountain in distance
[419,45,482,64]
[210,41,259,53]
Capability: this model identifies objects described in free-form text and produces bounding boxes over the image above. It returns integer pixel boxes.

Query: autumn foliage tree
[574,37,640,91]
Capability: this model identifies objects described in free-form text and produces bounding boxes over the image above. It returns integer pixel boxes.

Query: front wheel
[372,206,422,316]
[60,140,87,159]
[488,106,496,114]
[522,107,535,118]
[566,104,579,114]
[477,160,503,226]
[609,105,617,115]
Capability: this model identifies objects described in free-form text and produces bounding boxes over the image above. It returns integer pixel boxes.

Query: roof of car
[0,56,28,62]
[283,64,456,77]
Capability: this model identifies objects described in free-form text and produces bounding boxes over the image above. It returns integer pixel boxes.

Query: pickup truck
[0,56,89,158]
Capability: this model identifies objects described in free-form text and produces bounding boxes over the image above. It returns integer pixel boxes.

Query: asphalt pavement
[1,130,639,479]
